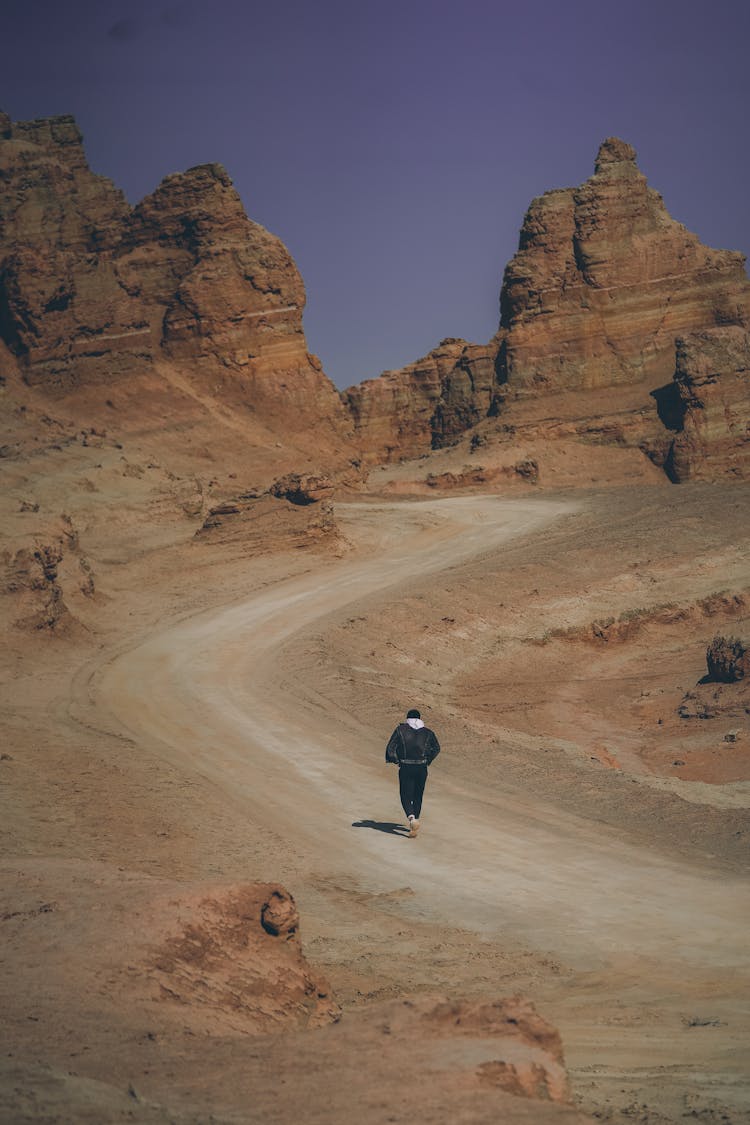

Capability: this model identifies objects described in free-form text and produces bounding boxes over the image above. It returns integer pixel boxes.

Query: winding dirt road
[96,496,749,978]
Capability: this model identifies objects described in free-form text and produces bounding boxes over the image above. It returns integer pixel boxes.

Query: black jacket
[385,723,440,766]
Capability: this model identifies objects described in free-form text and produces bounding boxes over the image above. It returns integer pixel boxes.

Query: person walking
[385,708,440,837]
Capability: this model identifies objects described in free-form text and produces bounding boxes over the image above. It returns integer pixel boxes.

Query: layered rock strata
[195,473,345,553]
[500,138,750,390]
[3,114,747,480]
[0,111,351,445]
[663,327,750,480]
[347,138,750,475]
[343,337,498,463]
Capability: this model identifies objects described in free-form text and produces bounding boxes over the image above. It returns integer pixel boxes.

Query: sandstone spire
[499,136,750,389]
[346,137,750,477]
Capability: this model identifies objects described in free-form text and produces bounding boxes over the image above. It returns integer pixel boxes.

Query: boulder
[706,635,750,682]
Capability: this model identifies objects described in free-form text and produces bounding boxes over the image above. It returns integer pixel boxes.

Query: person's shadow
[352,819,409,836]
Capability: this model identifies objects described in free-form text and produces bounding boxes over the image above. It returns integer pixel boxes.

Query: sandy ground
[2,476,750,1123]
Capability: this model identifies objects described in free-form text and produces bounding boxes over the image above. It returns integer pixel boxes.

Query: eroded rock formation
[343,337,498,464]
[2,113,747,481]
[347,138,750,476]
[500,138,750,390]
[0,111,351,449]
[1,864,339,1040]
[1,513,95,632]
[379,994,573,1105]
[663,327,750,480]
[195,483,345,554]
[706,634,750,683]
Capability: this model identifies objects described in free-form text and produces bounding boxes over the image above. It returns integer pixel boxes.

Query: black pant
[399,764,428,819]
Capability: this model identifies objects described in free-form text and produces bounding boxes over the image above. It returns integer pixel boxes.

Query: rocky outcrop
[706,635,750,682]
[1,513,95,632]
[2,863,339,1040]
[661,327,750,480]
[344,337,498,463]
[0,111,351,447]
[422,459,539,490]
[500,138,750,390]
[269,471,335,504]
[677,635,750,727]
[346,138,750,476]
[535,591,748,648]
[3,543,70,631]
[195,480,345,554]
[3,115,747,481]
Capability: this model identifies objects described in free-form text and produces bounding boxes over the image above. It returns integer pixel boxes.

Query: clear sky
[4,0,749,389]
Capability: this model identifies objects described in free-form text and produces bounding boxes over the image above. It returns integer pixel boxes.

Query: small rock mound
[149,883,338,1032]
[393,994,572,1104]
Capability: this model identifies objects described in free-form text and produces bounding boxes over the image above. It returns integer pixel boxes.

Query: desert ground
[2,424,749,1124]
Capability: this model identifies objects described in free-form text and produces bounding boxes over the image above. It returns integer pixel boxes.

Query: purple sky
[4,0,749,389]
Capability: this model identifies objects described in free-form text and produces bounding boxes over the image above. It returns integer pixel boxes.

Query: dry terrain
[2,441,749,1124]
[1,113,749,1125]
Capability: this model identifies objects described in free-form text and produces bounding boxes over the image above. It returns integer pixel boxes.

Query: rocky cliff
[343,337,497,464]
[347,138,750,477]
[0,111,352,457]
[499,137,750,390]
[665,326,750,480]
[2,115,747,481]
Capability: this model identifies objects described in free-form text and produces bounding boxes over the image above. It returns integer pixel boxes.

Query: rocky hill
[0,111,353,475]
[1,115,747,483]
[347,138,750,479]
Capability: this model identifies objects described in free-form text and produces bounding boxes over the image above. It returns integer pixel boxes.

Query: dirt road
[91,497,746,1120]
[97,496,749,978]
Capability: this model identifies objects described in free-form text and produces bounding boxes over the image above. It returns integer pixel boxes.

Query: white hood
[406,717,425,730]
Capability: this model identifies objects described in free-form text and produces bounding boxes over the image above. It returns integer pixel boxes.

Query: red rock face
[0,112,351,446]
[0,114,133,385]
[343,337,498,464]
[665,327,750,480]
[500,138,750,390]
[2,117,747,480]
[347,137,750,476]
